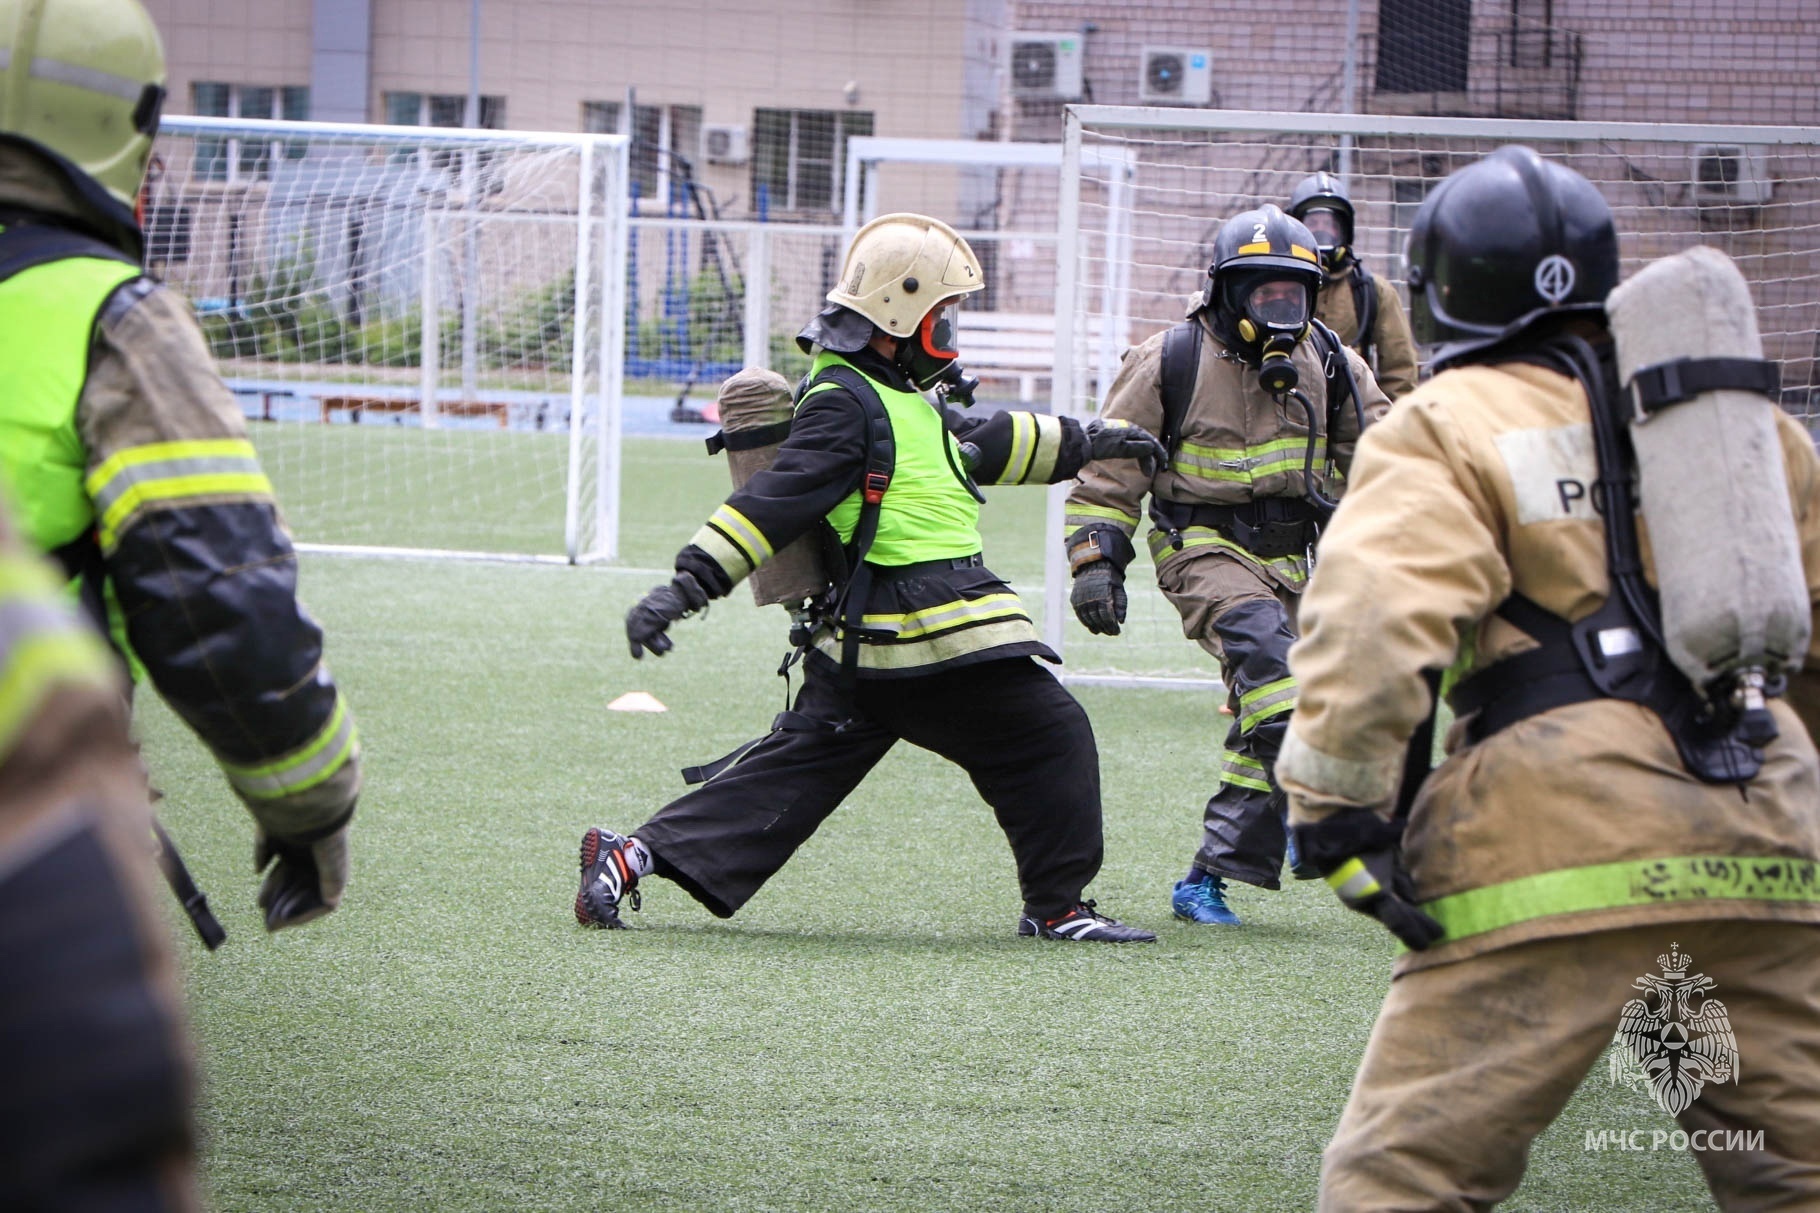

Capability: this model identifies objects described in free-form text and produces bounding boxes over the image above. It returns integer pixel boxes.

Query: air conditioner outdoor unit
[1691,144,1772,206]
[702,123,749,166]
[1009,32,1084,101]
[1139,46,1213,105]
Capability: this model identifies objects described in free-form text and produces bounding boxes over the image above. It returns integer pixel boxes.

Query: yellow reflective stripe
[0,627,116,757]
[857,592,1028,640]
[1177,436,1307,463]
[85,439,272,552]
[1326,857,1381,901]
[0,580,116,756]
[1003,413,1038,484]
[811,615,1041,672]
[1065,503,1140,529]
[1220,750,1273,793]
[1424,855,1820,944]
[1026,413,1065,482]
[1236,241,1271,255]
[219,694,359,801]
[688,522,754,580]
[1174,436,1324,484]
[1238,676,1297,731]
[1290,244,1319,263]
[1240,698,1295,732]
[1147,527,1309,587]
[705,504,773,567]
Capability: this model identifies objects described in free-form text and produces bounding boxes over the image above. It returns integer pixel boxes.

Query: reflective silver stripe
[1000,413,1037,483]
[1063,505,1140,532]
[221,697,358,801]
[860,592,1028,640]
[0,47,10,70]
[1327,861,1381,902]
[812,615,1044,672]
[706,504,772,566]
[89,452,269,522]
[1146,526,1310,586]
[1174,444,1327,482]
[687,523,751,582]
[0,598,83,655]
[1027,413,1065,482]
[29,56,148,103]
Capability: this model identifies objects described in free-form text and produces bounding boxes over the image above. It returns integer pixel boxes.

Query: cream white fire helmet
[0,0,168,210]
[825,212,984,336]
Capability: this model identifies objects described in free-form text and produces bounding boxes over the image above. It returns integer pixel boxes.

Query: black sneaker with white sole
[575,826,641,929]
[1017,901,1157,943]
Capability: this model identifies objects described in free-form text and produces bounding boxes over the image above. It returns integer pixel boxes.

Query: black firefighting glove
[1070,561,1127,636]
[1291,809,1444,951]
[254,818,351,932]
[626,570,710,659]
[1083,418,1169,478]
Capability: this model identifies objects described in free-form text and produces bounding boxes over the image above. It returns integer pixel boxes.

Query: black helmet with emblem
[1287,171,1355,272]
[1406,145,1619,370]
[1205,203,1325,361]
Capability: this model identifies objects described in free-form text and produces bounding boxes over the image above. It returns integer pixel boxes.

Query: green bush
[348,312,425,368]
[480,272,575,372]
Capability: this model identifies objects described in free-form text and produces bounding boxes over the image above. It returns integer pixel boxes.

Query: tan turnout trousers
[1321,920,1820,1212]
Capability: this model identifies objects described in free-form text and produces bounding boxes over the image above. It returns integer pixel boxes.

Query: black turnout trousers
[634,656,1104,921]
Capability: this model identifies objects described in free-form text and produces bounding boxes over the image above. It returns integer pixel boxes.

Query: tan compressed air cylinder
[714,368,832,608]
[1607,246,1809,695]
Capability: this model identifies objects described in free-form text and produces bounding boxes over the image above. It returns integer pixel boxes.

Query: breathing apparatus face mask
[1300,207,1347,268]
[898,303,962,390]
[1225,276,1311,395]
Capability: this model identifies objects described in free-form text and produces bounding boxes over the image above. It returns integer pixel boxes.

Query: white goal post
[146,116,630,563]
[1046,106,1820,690]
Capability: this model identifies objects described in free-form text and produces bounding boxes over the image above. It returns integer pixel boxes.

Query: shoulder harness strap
[1157,318,1203,457]
[799,363,896,692]
[1450,336,1765,784]
[1348,260,1377,366]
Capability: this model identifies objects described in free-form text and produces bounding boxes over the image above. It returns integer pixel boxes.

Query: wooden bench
[954,312,1130,405]
[318,395,512,428]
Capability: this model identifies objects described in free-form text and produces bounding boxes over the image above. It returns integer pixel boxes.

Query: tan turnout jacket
[1315,263,1419,400]
[1278,359,1820,974]
[1066,313,1391,593]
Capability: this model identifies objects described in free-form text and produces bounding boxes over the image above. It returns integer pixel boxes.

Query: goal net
[1049,107,1820,689]
[146,117,630,562]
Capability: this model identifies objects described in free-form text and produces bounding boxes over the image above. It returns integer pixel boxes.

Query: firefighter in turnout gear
[0,0,361,932]
[0,486,199,1212]
[1287,172,1419,399]
[1278,145,1820,1209]
[576,213,1165,943]
[1065,205,1390,927]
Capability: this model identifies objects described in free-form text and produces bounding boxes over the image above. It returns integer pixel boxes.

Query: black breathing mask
[1224,273,1312,396]
[1256,334,1300,395]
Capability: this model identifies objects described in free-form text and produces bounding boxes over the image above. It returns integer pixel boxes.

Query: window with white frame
[192,82,309,181]
[384,92,506,130]
[582,101,703,207]
[750,108,873,214]
[382,92,507,171]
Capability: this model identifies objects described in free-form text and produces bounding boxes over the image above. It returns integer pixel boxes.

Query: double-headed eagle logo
[1610,944,1739,1115]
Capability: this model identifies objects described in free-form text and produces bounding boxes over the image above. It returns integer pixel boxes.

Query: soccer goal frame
[1046,106,1820,690]
[149,116,630,564]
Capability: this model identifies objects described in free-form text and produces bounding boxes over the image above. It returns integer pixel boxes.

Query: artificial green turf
[138,437,1719,1211]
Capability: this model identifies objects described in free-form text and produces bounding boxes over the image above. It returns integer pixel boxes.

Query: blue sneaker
[1285,831,1321,881]
[1171,871,1241,926]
